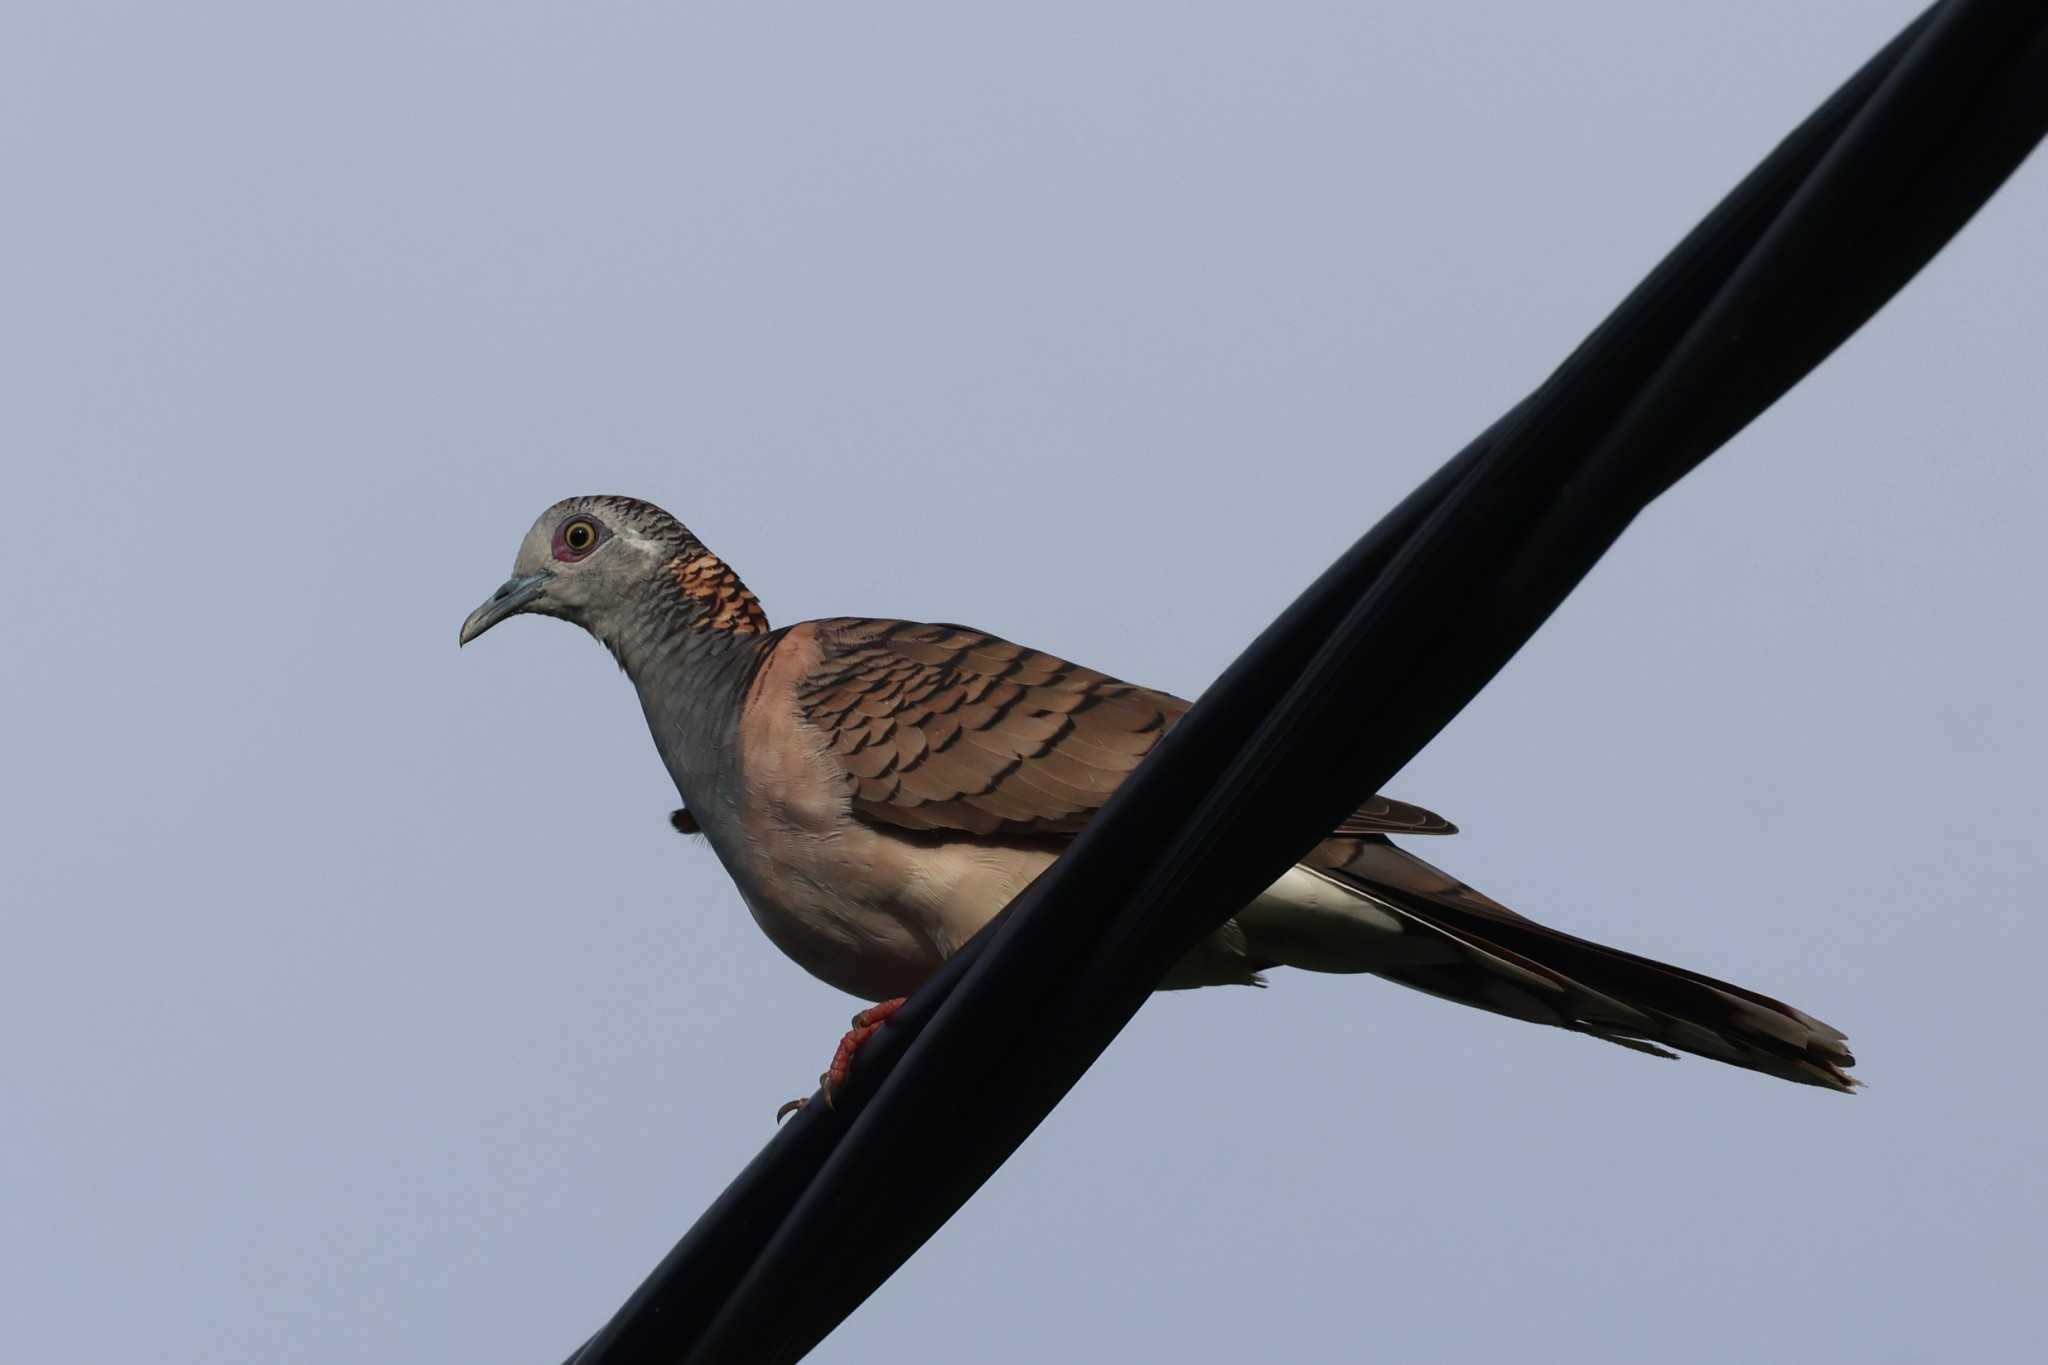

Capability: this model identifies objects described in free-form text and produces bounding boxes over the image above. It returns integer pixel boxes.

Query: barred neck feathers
[607,549,770,676]
[667,551,770,635]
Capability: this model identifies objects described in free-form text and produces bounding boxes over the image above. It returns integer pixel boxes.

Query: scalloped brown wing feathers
[793,620,1455,841]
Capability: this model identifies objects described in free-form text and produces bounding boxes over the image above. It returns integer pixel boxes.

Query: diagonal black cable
[562,3,2047,1361]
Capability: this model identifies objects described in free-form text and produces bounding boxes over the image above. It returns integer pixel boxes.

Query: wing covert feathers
[796,619,1453,839]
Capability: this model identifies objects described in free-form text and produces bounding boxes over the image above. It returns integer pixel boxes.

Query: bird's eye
[554,517,606,560]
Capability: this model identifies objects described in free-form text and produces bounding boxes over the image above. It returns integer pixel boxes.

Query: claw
[775,997,907,1123]
[773,1070,837,1124]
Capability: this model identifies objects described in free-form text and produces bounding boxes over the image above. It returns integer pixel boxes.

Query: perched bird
[460,495,1857,1108]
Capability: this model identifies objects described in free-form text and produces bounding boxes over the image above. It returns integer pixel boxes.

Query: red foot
[776,997,908,1123]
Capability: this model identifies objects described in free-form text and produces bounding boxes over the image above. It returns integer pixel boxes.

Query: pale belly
[722,818,1062,1001]
[714,811,1422,1001]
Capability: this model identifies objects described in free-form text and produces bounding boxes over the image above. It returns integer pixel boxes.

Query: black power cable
[563,3,2047,1361]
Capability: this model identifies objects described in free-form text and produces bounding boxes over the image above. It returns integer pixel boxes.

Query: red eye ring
[552,516,606,561]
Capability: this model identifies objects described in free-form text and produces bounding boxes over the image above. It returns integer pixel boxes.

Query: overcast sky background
[5,3,2044,1361]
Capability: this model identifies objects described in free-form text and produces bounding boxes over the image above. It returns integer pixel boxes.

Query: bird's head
[458,495,768,655]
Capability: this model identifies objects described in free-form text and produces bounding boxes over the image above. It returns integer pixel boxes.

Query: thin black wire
[563,3,2047,1361]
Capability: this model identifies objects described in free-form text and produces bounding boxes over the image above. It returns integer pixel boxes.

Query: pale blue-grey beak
[459,572,550,646]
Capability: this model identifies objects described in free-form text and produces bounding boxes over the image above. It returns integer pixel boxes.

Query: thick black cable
[562,4,2045,1361]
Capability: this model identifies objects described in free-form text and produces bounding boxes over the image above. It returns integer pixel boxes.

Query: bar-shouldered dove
[461,496,1857,1106]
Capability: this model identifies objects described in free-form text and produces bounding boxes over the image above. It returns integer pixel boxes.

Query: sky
[4,3,2044,1362]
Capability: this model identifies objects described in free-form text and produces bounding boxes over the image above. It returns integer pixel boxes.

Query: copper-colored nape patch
[669,553,771,634]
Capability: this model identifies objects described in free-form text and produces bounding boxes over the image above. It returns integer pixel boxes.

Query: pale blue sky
[5,3,2043,1361]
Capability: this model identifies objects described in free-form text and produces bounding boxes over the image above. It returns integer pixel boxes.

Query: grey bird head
[458,495,710,650]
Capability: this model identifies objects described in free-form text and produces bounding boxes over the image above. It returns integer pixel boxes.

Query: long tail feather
[1283,841,1858,1092]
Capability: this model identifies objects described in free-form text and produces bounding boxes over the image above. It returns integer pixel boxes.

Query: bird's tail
[1243,839,1858,1092]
